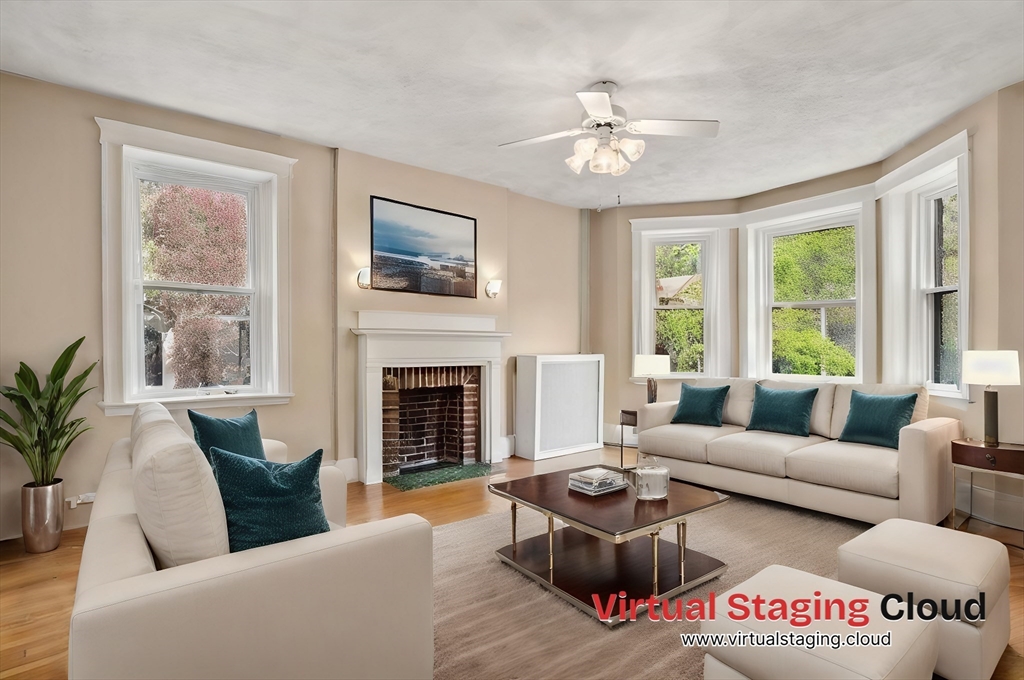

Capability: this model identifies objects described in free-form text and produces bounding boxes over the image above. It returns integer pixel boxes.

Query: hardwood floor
[1,446,1021,679]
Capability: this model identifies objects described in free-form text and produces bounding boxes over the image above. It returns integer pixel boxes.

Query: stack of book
[568,468,628,496]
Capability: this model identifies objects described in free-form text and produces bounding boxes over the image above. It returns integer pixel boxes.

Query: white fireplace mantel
[351,311,510,484]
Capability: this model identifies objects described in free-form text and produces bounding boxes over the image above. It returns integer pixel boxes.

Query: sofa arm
[898,417,962,525]
[638,401,678,433]
[262,438,288,463]
[320,462,347,527]
[69,514,433,680]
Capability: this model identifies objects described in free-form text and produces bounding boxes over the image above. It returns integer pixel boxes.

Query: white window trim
[876,131,970,400]
[629,215,736,379]
[739,185,877,383]
[96,119,296,416]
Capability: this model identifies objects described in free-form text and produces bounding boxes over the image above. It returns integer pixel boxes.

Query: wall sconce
[356,267,371,289]
[485,280,502,298]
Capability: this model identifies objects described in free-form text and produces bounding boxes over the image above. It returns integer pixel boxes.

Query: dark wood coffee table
[488,466,728,625]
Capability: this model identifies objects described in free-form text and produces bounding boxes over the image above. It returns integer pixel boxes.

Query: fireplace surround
[352,311,510,484]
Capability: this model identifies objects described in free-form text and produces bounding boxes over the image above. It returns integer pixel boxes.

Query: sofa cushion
[210,447,330,553]
[831,384,928,439]
[746,383,819,437]
[686,377,757,427]
[758,379,836,437]
[840,390,918,450]
[786,439,899,499]
[130,402,178,450]
[671,383,730,427]
[132,422,230,569]
[189,409,266,463]
[707,431,826,477]
[638,423,746,463]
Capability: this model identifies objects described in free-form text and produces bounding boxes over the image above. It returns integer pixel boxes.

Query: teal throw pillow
[746,384,819,437]
[671,383,731,427]
[839,390,918,450]
[209,447,330,553]
[189,409,265,463]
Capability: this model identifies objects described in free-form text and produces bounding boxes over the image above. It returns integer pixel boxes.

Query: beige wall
[590,82,1024,444]
[333,151,582,462]
[0,73,337,539]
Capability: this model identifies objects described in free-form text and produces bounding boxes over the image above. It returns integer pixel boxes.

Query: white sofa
[68,405,433,680]
[638,379,962,525]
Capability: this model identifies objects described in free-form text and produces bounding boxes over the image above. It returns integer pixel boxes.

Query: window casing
[877,131,970,400]
[741,187,875,382]
[631,222,732,379]
[98,119,295,415]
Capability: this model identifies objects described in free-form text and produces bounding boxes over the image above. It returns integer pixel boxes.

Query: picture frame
[370,196,477,298]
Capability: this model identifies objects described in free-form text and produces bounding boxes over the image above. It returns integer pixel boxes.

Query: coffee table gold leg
[678,521,686,584]
[511,502,517,555]
[651,531,659,596]
[548,515,554,581]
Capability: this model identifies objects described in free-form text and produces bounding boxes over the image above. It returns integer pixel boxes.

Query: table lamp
[634,354,671,404]
[962,350,1021,447]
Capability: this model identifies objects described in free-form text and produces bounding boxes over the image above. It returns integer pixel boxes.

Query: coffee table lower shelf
[495,526,727,626]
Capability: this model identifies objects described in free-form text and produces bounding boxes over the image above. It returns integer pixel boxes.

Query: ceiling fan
[499,81,719,176]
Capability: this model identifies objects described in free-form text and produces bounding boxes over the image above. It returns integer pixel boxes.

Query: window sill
[98,393,295,416]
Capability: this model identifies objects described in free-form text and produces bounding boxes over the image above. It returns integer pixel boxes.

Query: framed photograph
[370,196,477,298]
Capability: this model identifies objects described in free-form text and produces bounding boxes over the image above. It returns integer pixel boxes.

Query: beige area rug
[433,494,869,680]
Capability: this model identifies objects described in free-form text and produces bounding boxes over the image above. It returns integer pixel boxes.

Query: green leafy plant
[0,338,97,486]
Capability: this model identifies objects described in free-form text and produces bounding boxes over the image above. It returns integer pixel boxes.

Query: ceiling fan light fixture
[574,137,598,160]
[611,155,631,176]
[617,137,645,162]
[589,144,618,174]
[565,153,586,174]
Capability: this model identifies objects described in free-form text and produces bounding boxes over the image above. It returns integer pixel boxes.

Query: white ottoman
[701,565,938,680]
[838,518,1010,680]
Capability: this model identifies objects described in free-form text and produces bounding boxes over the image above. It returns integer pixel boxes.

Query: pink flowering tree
[142,183,250,388]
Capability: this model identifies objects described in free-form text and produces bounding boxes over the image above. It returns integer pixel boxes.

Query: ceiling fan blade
[576,91,614,119]
[624,119,720,138]
[499,128,587,148]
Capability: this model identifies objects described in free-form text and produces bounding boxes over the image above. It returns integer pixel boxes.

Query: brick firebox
[381,366,480,477]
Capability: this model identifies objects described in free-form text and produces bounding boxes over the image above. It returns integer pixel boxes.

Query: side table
[951,438,1024,548]
[619,409,638,470]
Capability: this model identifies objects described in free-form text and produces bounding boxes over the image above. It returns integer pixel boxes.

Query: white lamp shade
[589,144,617,174]
[574,137,598,159]
[356,267,371,289]
[617,137,645,161]
[634,354,671,377]
[484,280,502,298]
[610,155,631,176]
[962,350,1021,386]
[564,154,585,174]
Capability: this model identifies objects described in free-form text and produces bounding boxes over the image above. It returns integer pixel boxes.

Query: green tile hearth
[384,463,492,492]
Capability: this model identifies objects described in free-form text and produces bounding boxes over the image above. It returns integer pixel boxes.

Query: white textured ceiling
[2,1,1022,208]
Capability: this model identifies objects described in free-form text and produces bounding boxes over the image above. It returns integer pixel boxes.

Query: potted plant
[0,338,96,553]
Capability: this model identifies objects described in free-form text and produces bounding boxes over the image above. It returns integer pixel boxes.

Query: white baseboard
[335,457,359,482]
[603,422,638,448]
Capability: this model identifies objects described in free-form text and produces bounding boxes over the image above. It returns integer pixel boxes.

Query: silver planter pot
[21,479,64,553]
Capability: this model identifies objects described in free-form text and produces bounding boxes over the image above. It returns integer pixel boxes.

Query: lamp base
[646,377,657,404]
[983,388,999,447]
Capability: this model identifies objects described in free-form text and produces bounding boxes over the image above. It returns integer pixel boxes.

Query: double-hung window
[98,119,295,414]
[654,241,705,373]
[741,186,875,382]
[920,181,965,392]
[632,221,732,378]
[769,223,858,377]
